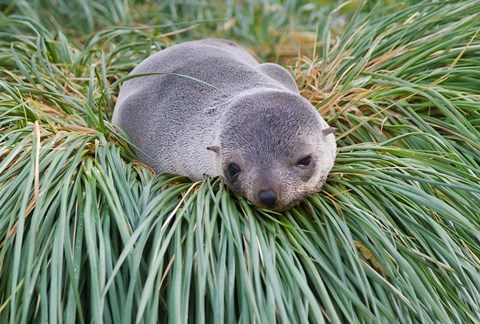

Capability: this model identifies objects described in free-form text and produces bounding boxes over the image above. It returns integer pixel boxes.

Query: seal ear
[207,145,220,153]
[322,127,337,136]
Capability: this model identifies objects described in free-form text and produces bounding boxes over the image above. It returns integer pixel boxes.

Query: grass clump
[1,0,480,322]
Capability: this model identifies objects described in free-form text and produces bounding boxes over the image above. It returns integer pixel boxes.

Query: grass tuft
[1,0,480,322]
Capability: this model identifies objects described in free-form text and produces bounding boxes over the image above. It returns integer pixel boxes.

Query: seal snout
[258,189,278,208]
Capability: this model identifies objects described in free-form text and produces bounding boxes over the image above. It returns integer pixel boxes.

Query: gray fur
[113,39,336,211]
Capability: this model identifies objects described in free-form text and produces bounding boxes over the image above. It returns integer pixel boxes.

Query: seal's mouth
[253,193,307,212]
[252,180,326,211]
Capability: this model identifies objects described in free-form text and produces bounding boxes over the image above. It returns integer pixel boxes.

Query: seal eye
[296,155,312,168]
[227,163,241,180]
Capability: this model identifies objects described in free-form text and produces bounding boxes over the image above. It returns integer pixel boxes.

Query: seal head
[209,89,336,211]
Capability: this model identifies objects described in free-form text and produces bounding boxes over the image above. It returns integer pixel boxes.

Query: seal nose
[258,190,278,207]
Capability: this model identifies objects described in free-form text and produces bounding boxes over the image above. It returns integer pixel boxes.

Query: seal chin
[253,193,305,212]
[244,180,322,211]
[274,197,306,212]
[269,184,325,211]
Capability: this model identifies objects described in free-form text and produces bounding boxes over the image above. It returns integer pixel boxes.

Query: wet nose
[258,190,278,207]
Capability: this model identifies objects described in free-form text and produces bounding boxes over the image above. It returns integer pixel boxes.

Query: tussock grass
[1,1,480,322]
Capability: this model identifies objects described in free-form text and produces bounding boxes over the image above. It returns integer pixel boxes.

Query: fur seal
[112,39,336,211]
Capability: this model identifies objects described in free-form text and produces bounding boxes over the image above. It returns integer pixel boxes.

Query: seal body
[113,39,336,211]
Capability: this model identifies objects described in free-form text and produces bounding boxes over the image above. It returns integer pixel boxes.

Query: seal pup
[113,39,336,211]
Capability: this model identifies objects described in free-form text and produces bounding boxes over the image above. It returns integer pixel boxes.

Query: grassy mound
[1,1,479,322]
